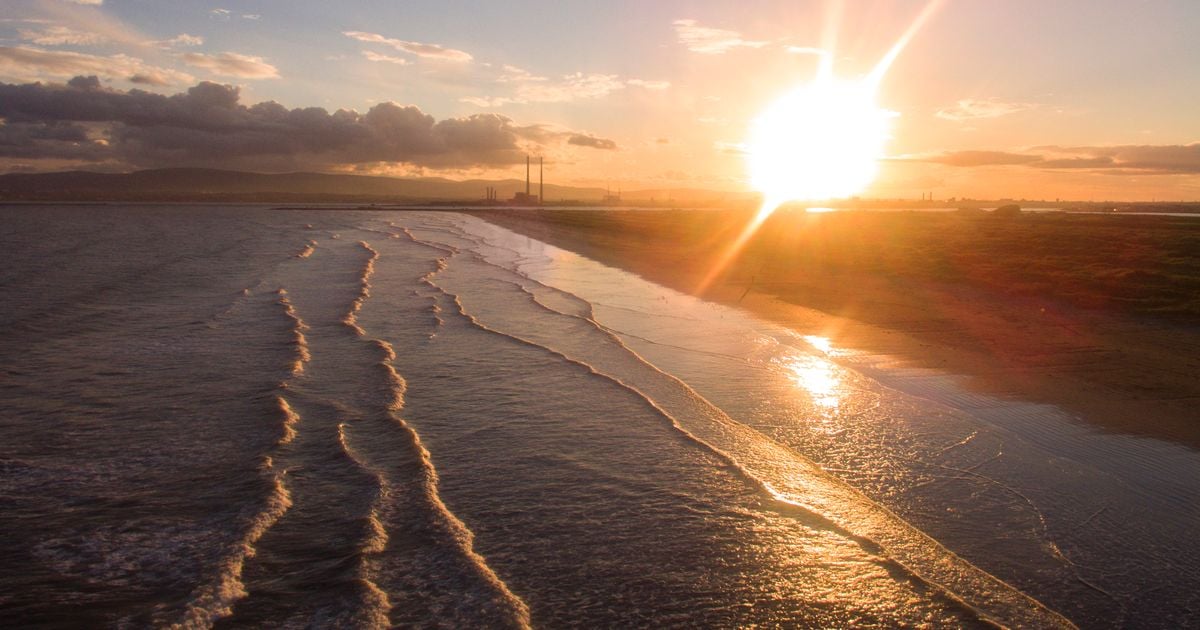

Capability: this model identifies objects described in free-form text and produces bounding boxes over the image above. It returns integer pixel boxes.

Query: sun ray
[816,0,842,80]
[695,199,777,294]
[865,0,946,89]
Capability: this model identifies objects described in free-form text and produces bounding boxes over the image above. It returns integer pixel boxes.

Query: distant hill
[0,168,605,203]
[0,168,742,205]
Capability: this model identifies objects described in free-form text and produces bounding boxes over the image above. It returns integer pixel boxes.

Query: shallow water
[1,205,1196,628]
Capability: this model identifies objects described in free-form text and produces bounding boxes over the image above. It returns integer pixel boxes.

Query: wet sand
[474,208,1200,449]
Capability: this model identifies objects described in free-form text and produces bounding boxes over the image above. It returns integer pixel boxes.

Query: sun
[746,76,893,208]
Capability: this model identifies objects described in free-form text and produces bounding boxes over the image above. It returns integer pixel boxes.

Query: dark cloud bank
[921,146,1200,174]
[0,76,616,171]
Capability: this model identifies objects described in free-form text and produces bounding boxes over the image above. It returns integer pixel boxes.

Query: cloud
[1034,156,1115,169]
[149,34,204,49]
[0,46,194,86]
[242,14,261,20]
[344,31,473,62]
[362,50,410,66]
[1040,144,1200,173]
[496,64,547,83]
[0,118,106,160]
[627,78,671,90]
[918,144,1200,174]
[0,76,607,171]
[936,98,1037,122]
[673,19,768,54]
[512,72,624,103]
[924,150,1043,167]
[180,52,279,79]
[126,70,188,87]
[210,9,231,19]
[65,0,102,4]
[20,1,146,48]
[567,134,617,150]
[464,71,636,107]
[18,25,105,46]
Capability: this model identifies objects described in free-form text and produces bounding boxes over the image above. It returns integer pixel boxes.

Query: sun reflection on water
[786,354,842,412]
[803,335,834,355]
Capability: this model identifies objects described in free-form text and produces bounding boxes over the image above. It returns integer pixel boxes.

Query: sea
[1,205,1198,628]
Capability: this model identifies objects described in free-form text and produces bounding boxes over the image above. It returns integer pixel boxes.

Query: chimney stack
[539,156,544,206]
[525,155,530,196]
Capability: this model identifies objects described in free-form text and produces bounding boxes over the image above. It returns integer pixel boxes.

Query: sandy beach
[475,208,1200,448]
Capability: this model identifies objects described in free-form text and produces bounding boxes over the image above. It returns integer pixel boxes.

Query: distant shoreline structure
[0,167,1197,210]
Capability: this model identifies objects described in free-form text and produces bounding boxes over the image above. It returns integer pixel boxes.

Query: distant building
[512,191,539,205]
[509,155,542,206]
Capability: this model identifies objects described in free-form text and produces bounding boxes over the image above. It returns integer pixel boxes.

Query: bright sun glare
[694,0,943,295]
[747,77,893,206]
[746,0,944,211]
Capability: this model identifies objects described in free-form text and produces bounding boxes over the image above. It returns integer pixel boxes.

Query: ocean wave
[277,289,311,376]
[173,393,298,628]
[295,239,318,259]
[342,241,378,336]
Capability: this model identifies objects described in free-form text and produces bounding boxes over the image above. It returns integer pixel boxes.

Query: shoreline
[472,208,1200,450]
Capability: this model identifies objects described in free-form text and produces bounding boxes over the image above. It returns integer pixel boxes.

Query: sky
[1,0,1198,201]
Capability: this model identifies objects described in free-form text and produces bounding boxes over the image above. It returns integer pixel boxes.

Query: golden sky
[2,0,1198,201]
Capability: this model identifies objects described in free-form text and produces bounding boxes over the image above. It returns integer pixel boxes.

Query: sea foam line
[173,462,292,629]
[395,226,459,334]
[342,241,378,336]
[374,400,534,628]
[334,420,394,627]
[501,277,755,367]
[295,239,318,259]
[370,338,407,412]
[277,289,311,376]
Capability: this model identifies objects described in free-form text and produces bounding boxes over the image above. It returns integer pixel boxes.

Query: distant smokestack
[525,155,530,196]
[539,156,543,206]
